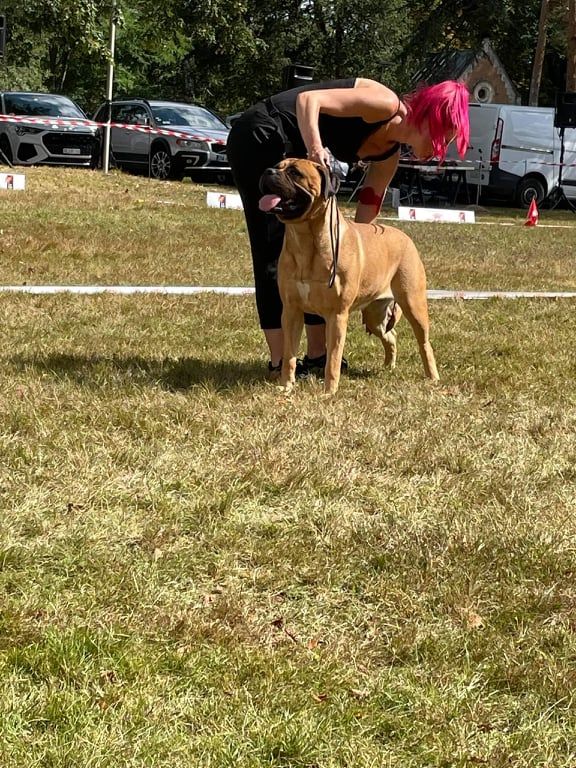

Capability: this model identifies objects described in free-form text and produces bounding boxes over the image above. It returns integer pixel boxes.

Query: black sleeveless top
[265,78,401,164]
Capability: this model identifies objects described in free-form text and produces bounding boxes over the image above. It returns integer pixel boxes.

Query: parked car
[0,91,99,168]
[93,98,230,181]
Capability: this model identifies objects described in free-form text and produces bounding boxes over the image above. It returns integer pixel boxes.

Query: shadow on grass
[9,353,265,391]
[9,352,376,391]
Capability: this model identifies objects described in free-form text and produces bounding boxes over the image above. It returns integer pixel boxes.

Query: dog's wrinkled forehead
[276,158,322,194]
[277,158,336,199]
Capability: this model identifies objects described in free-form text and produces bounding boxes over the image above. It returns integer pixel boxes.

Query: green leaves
[0,0,570,114]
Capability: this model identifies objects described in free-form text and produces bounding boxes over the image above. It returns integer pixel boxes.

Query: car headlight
[176,138,208,150]
[15,126,43,136]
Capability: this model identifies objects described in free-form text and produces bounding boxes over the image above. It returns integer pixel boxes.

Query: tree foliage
[0,0,572,116]
[404,0,569,104]
[0,1,107,89]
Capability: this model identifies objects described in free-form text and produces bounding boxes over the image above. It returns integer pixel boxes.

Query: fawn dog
[259,158,439,394]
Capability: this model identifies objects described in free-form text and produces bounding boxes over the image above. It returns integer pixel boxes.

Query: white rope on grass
[0,285,255,296]
[1,285,576,299]
[428,289,576,300]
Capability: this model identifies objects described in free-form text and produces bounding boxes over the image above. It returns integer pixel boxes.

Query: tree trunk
[568,0,576,91]
[529,0,549,105]
[59,50,71,92]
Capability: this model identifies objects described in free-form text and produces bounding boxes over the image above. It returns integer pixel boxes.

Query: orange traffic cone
[525,197,539,227]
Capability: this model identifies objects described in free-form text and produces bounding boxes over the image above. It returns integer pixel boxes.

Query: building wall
[466,58,517,104]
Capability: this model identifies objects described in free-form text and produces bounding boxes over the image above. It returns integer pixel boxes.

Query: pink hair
[404,81,470,161]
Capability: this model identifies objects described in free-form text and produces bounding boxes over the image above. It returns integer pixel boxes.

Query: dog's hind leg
[392,285,439,381]
[280,305,304,390]
[362,299,402,369]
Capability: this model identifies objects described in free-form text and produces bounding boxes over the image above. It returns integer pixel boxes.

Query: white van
[448,102,576,207]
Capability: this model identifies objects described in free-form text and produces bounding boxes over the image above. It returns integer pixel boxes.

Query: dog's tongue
[259,194,282,212]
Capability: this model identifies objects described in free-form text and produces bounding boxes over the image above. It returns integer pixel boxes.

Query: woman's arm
[296,79,402,164]
[354,154,400,224]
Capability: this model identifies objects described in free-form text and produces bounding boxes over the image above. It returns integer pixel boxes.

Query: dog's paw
[278,380,295,395]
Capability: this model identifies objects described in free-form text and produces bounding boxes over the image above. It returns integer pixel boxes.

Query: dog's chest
[286,275,314,302]
[284,275,344,312]
[280,225,354,310]
[291,280,309,301]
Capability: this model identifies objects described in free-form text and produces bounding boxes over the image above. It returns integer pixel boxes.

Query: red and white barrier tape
[0,113,226,145]
[495,159,576,168]
[402,159,576,170]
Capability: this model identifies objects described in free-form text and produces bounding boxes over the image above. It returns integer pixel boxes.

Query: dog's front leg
[280,305,304,391]
[324,311,349,395]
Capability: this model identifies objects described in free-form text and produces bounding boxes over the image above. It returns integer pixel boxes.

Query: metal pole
[102,0,116,173]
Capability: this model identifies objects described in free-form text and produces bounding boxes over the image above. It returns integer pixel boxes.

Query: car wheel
[0,134,13,164]
[150,145,174,180]
[516,176,546,208]
[214,171,233,185]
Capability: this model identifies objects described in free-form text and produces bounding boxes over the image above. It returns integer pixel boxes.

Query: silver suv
[93,99,230,181]
[0,92,99,167]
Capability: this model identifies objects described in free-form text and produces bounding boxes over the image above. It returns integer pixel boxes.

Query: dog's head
[258,158,340,221]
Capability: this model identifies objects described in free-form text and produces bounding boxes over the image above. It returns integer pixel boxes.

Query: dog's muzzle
[258,168,285,213]
[258,167,313,219]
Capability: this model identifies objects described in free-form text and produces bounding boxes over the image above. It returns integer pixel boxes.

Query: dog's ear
[319,165,340,199]
[329,170,341,196]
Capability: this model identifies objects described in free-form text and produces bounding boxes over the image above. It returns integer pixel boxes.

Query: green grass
[0,167,575,766]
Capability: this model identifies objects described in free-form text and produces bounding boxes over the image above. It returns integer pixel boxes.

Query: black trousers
[226,102,324,330]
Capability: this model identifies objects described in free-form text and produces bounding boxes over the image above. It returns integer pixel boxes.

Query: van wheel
[516,177,546,208]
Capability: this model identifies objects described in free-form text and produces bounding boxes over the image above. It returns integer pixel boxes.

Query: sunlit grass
[1,165,575,291]
[0,166,575,766]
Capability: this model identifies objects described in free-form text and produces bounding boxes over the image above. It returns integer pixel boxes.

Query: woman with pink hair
[227,78,470,377]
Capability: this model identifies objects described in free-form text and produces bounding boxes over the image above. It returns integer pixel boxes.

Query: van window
[504,110,553,150]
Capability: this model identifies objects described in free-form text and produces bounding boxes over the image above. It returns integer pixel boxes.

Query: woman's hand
[307,145,331,166]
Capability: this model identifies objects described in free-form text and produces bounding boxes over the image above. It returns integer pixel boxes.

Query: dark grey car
[93,98,230,181]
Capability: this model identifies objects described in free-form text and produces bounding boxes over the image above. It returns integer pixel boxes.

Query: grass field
[1,167,576,767]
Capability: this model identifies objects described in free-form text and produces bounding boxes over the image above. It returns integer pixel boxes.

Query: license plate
[63,147,81,155]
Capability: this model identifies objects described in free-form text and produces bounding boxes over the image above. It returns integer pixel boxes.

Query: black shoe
[267,359,305,380]
[267,360,282,380]
[297,354,348,379]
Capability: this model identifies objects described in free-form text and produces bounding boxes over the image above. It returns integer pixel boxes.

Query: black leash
[328,194,340,288]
